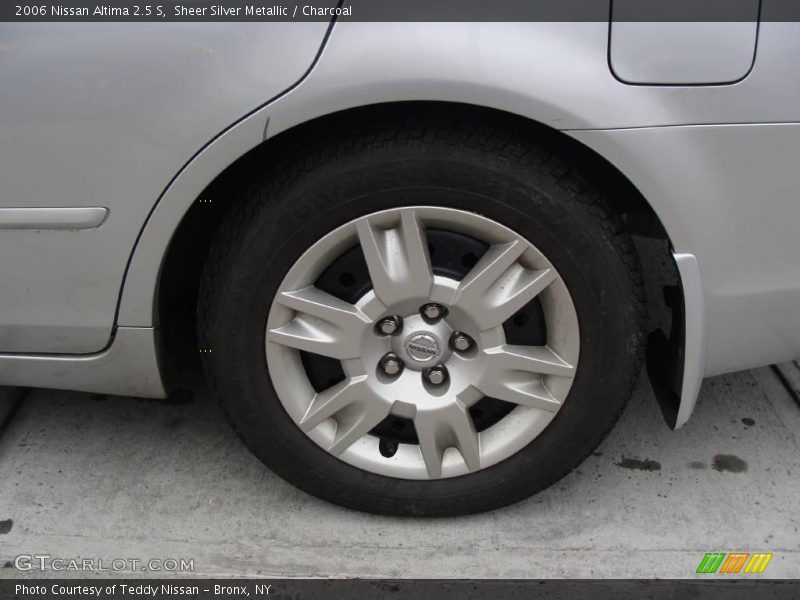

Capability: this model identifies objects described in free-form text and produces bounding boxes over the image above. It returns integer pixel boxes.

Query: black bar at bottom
[1,579,799,600]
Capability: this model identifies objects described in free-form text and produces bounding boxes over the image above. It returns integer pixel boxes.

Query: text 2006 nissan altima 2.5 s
[2,4,799,516]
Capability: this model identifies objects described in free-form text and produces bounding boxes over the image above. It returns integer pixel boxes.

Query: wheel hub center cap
[405,333,441,362]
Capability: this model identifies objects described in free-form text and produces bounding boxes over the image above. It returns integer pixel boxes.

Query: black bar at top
[3,0,800,23]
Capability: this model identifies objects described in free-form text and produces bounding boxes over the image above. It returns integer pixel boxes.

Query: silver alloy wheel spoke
[414,402,480,479]
[451,240,557,330]
[267,206,580,480]
[484,345,576,378]
[267,286,371,359]
[356,208,434,307]
[477,378,561,412]
[329,398,392,455]
[299,375,371,431]
[476,345,574,411]
[299,375,392,455]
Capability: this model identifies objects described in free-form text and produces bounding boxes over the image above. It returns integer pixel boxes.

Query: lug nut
[450,332,474,352]
[377,315,402,335]
[380,353,404,376]
[421,303,446,321]
[424,365,448,386]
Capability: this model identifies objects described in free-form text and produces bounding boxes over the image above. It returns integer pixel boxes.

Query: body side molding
[0,207,108,230]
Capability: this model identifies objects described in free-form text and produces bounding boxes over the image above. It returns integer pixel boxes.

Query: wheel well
[158,101,678,391]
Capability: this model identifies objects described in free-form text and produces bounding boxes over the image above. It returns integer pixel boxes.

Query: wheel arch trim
[116,98,704,412]
[116,105,700,410]
[116,97,682,328]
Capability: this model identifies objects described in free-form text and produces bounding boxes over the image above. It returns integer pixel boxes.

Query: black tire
[198,107,645,516]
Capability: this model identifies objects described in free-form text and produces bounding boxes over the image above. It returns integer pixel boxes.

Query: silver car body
[1,16,799,428]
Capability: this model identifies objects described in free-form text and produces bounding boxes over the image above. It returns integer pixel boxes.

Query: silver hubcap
[266,207,580,480]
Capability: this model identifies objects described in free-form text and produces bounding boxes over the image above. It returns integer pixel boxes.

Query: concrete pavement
[0,366,798,578]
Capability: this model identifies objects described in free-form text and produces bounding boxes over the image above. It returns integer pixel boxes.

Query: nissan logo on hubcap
[405,334,440,362]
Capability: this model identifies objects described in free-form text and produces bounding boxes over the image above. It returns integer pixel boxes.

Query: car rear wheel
[199,109,645,516]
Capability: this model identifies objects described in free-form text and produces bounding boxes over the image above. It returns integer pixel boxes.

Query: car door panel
[0,19,335,353]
